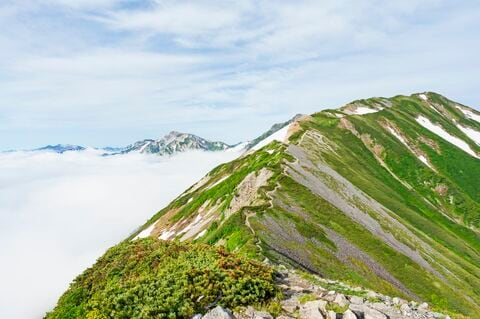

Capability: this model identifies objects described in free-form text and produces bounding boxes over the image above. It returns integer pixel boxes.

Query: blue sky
[1,0,479,150]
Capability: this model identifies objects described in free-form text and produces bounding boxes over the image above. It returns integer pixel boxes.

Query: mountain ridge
[47,92,480,318]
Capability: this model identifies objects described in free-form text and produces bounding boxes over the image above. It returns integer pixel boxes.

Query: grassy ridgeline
[45,238,278,319]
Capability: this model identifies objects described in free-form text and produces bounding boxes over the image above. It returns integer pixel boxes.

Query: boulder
[399,303,410,315]
[342,310,357,319]
[334,294,350,307]
[349,304,387,319]
[299,300,327,319]
[244,306,273,319]
[349,296,364,305]
[203,306,235,319]
[391,297,406,305]
[418,302,429,311]
[192,315,203,319]
[326,310,337,319]
[281,297,300,313]
[366,291,379,299]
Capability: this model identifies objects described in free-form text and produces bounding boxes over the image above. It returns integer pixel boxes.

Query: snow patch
[178,214,203,235]
[207,175,229,189]
[419,94,428,101]
[133,223,155,240]
[457,125,480,145]
[194,229,207,240]
[227,142,248,153]
[252,124,291,150]
[159,229,176,240]
[386,126,433,169]
[416,116,478,158]
[139,141,151,153]
[352,107,381,115]
[456,105,480,123]
[418,155,429,166]
[386,126,408,146]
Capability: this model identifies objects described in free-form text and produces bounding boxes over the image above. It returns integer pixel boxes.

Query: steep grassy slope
[50,92,480,318]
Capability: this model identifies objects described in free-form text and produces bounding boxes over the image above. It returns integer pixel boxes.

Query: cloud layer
[0,0,479,150]
[0,150,239,318]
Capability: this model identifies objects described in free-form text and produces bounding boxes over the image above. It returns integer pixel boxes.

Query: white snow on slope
[457,125,480,145]
[139,141,151,153]
[456,105,480,123]
[417,155,430,167]
[159,229,176,240]
[386,126,432,168]
[252,124,291,150]
[387,126,408,146]
[353,107,381,115]
[133,223,156,239]
[227,141,248,153]
[178,214,203,235]
[416,116,478,158]
[194,229,207,240]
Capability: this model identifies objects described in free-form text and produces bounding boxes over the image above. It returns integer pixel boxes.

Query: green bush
[46,238,278,319]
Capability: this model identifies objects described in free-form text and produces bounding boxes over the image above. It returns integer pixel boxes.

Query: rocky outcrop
[193,268,452,319]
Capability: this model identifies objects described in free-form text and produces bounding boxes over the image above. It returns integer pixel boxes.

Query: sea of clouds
[0,149,240,318]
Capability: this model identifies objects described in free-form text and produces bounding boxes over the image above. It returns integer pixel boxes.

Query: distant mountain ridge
[18,122,299,156]
[116,131,232,156]
[33,144,86,153]
[18,131,233,156]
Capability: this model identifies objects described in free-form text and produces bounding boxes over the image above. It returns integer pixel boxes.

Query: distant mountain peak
[119,131,232,156]
[34,144,86,153]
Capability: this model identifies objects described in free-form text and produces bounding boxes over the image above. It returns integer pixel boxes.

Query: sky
[0,0,479,151]
[0,149,241,318]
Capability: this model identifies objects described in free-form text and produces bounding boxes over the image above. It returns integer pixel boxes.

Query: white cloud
[0,150,240,318]
[1,1,480,150]
[101,2,240,35]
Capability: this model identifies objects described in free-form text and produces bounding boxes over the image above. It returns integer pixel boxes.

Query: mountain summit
[119,131,232,156]
[48,92,480,318]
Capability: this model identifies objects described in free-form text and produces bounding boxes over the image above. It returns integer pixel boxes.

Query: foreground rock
[194,268,453,319]
[203,307,235,319]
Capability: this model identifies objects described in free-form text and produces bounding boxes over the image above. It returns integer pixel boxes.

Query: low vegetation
[45,238,278,319]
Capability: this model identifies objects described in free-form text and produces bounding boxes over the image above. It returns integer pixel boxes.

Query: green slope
[49,92,480,318]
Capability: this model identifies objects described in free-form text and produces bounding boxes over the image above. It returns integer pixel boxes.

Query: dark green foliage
[45,239,277,319]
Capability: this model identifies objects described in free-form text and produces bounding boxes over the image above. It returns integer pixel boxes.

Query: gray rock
[334,294,350,307]
[400,303,410,315]
[300,300,326,319]
[349,296,364,305]
[392,297,406,305]
[366,291,379,299]
[277,316,294,319]
[192,315,203,319]
[326,310,337,319]
[342,310,357,319]
[244,306,273,319]
[281,297,300,313]
[349,304,387,319]
[418,302,429,311]
[203,307,235,319]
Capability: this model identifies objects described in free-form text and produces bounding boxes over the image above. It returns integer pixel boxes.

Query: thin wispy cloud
[0,149,240,318]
